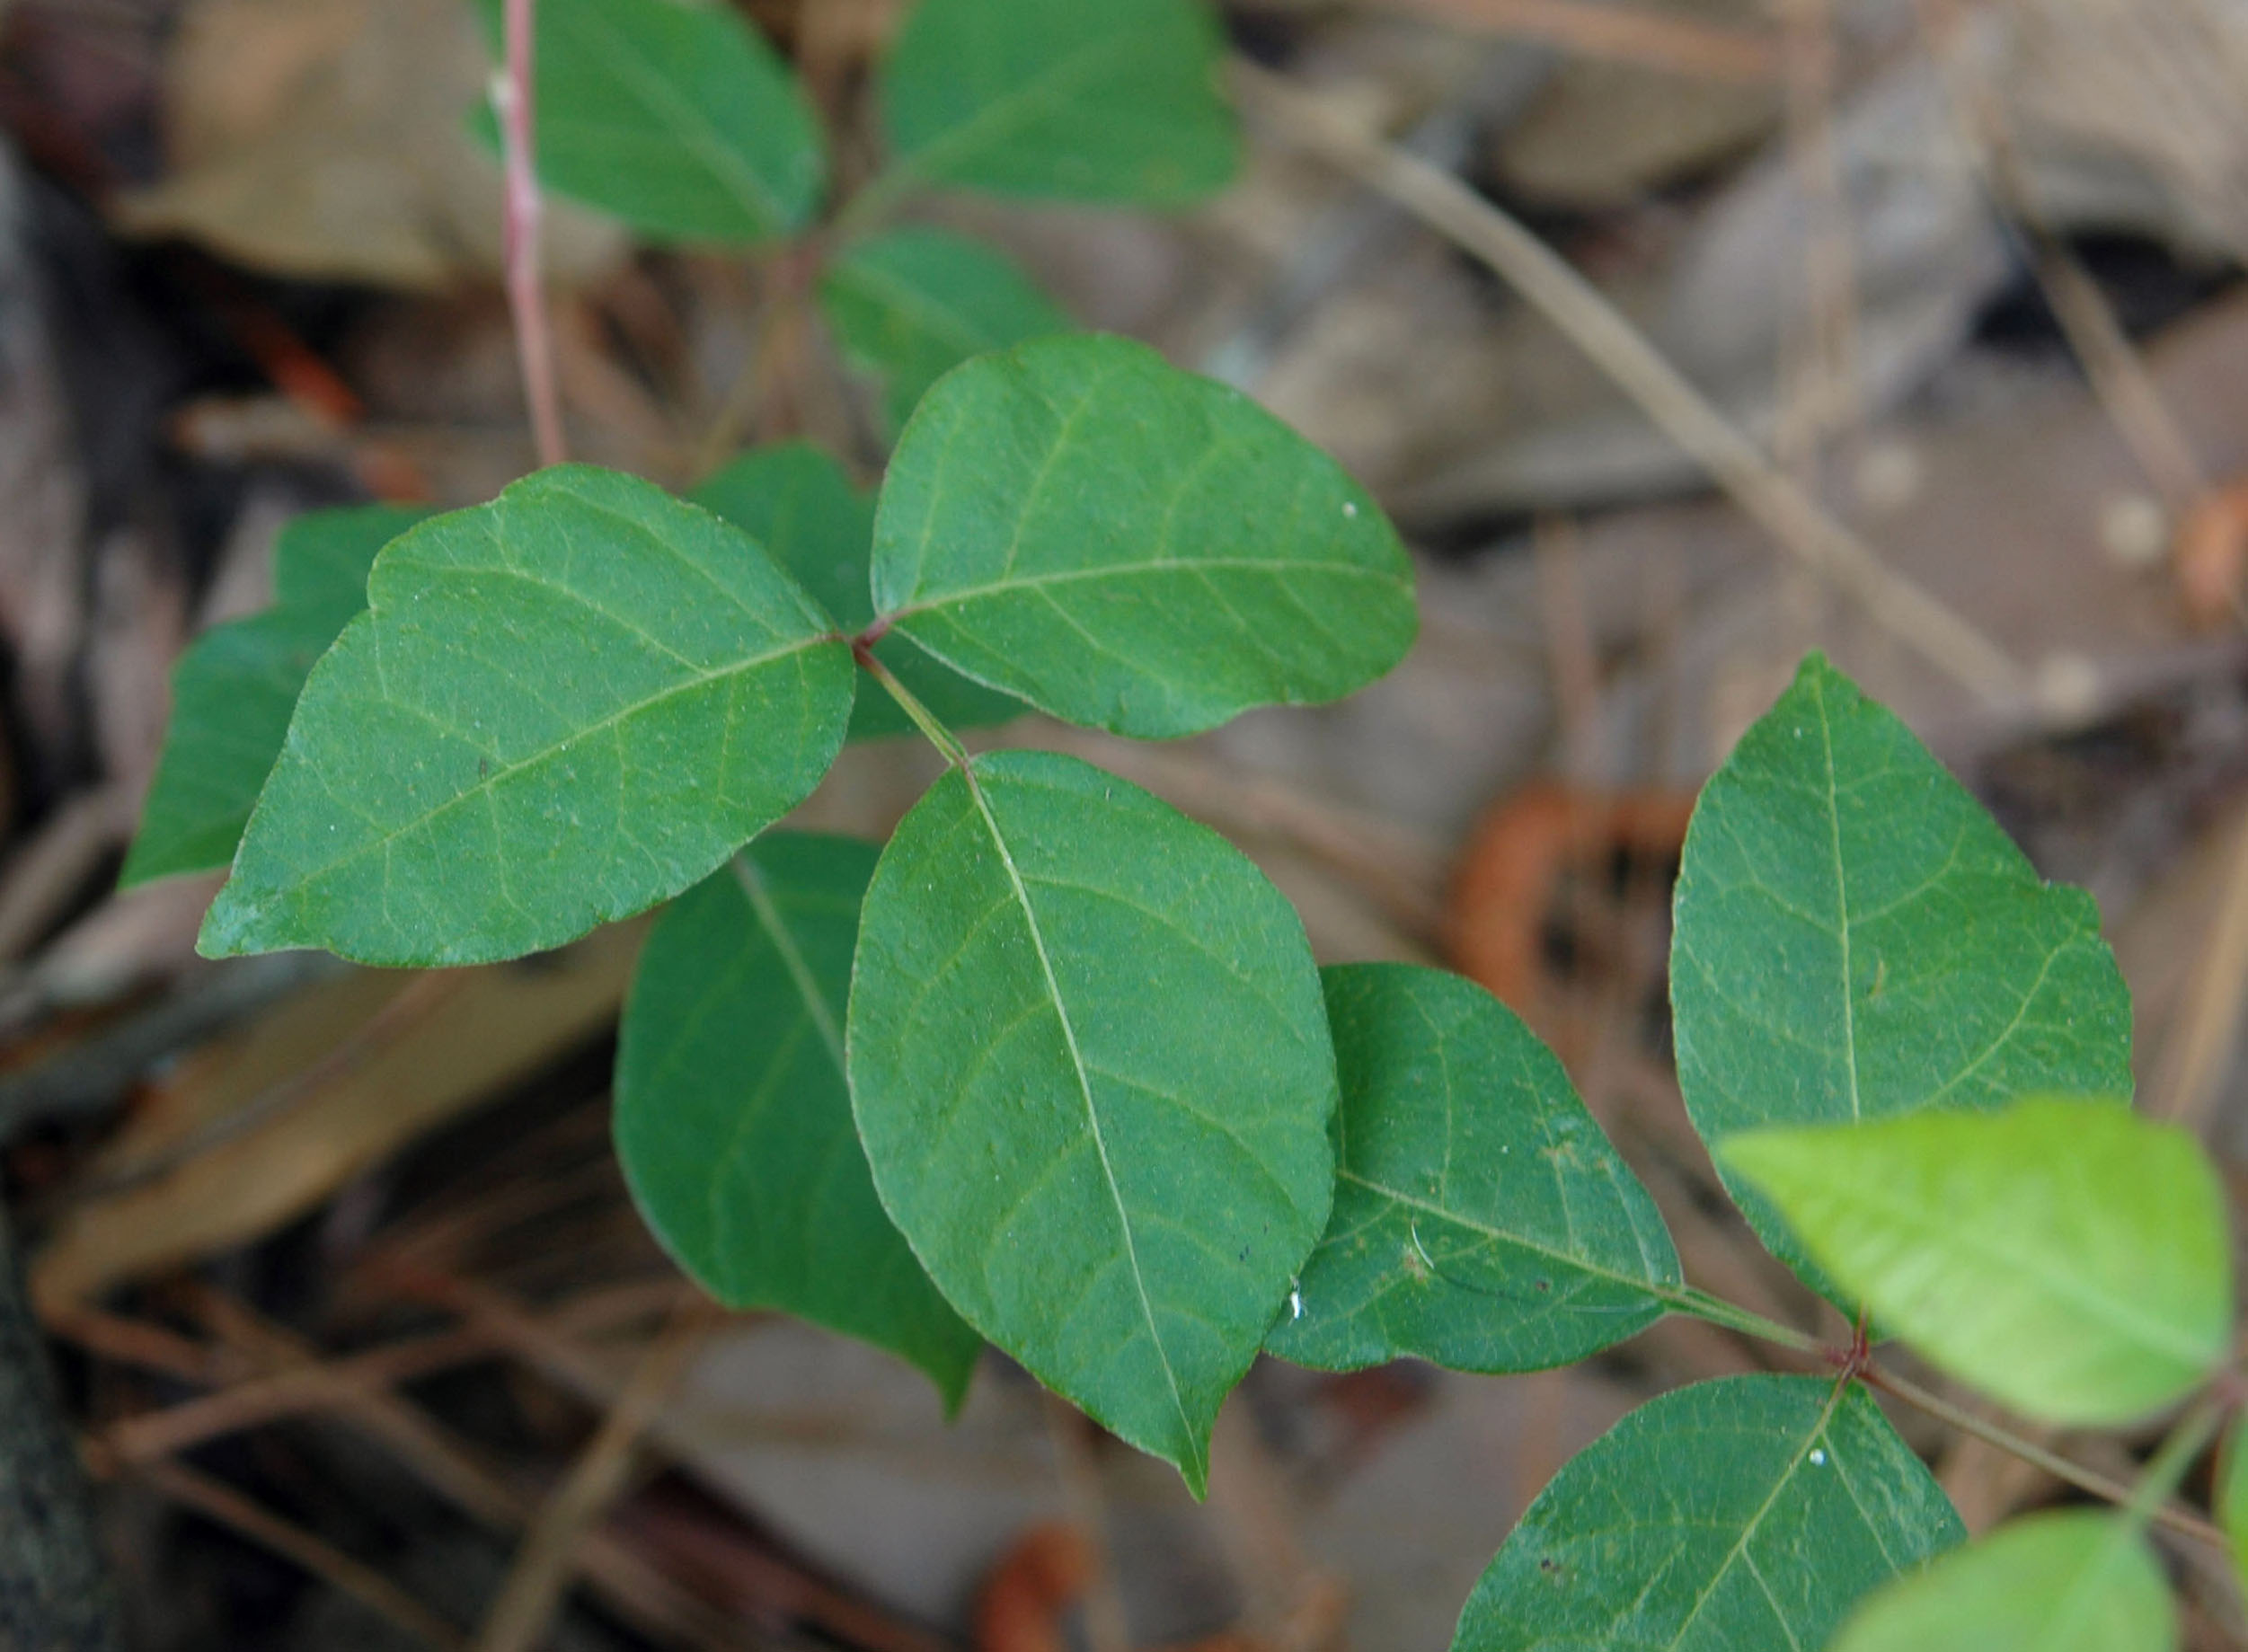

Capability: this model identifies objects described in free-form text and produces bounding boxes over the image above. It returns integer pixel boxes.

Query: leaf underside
[819,227,1071,437]
[1268,963,1680,1374]
[1669,653,2132,1296]
[872,334,1418,739]
[124,504,429,887]
[200,465,854,968]
[1724,1098,2231,1427]
[615,834,980,1407]
[847,749,1338,1494]
[473,0,827,243]
[691,443,1023,741]
[1452,1374,1963,1652]
[879,0,1239,206]
[1830,1510,2173,1652]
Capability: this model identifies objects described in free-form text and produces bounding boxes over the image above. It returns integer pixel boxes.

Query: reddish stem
[498,0,566,469]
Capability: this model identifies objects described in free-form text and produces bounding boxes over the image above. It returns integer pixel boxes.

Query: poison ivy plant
[471,0,827,245]
[872,334,1418,738]
[1669,652,2132,1294]
[1829,1510,2175,1652]
[128,0,2245,1636]
[876,0,1239,206]
[690,444,1023,741]
[615,834,980,1405]
[819,228,1071,437]
[1726,1098,2232,1426]
[1268,963,1681,1374]
[1450,1376,1963,1651]
[123,504,429,886]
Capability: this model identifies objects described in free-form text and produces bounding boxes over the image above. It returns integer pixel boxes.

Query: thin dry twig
[2151,802,2248,1127]
[472,1297,717,1652]
[496,0,567,468]
[130,1456,466,1650]
[1368,0,1783,82]
[1231,60,2028,707]
[1917,0,2208,512]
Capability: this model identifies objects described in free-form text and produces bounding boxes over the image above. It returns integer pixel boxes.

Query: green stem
[854,638,969,768]
[1858,1363,2227,1552]
[2121,1397,2226,1534]
[830,163,921,243]
[1664,1286,1824,1356]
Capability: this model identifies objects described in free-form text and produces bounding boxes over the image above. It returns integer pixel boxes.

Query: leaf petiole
[1664,1285,1824,1356]
[853,633,969,767]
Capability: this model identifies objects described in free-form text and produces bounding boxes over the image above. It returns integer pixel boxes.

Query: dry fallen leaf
[115,0,624,289]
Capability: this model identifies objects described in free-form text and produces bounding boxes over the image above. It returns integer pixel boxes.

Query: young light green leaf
[1830,1510,2174,1652]
[872,334,1417,739]
[1266,963,1680,1374]
[200,465,854,968]
[615,835,980,1407]
[124,504,428,887]
[691,444,1023,742]
[877,0,1238,207]
[819,228,1071,436]
[1452,1375,1963,1652]
[1722,1098,2232,1427]
[1670,653,2131,1294]
[847,750,1337,1494]
[471,0,826,244]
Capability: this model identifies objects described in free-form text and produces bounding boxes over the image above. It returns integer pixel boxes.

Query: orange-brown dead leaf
[2174,481,2248,630]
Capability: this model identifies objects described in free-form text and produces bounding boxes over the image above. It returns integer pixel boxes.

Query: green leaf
[1451,1374,1963,1652]
[2221,1422,2248,1597]
[819,228,1071,437]
[1830,1510,2174,1652]
[615,834,980,1406]
[691,444,1023,742]
[1266,963,1680,1374]
[199,465,854,968]
[1722,1098,2232,1426]
[847,750,1337,1493]
[124,504,428,887]
[1670,653,2131,1293]
[471,0,826,244]
[877,0,1238,207]
[872,334,1418,739]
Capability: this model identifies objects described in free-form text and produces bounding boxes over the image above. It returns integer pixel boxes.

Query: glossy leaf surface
[201,466,854,967]
[1670,653,2131,1291]
[615,835,979,1405]
[473,0,825,243]
[878,0,1237,206]
[819,228,1070,435]
[872,335,1417,738]
[691,445,1022,741]
[1267,964,1680,1374]
[1724,1098,2231,1426]
[848,750,1337,1493]
[1452,1375,1962,1651]
[1831,1511,2173,1652]
[125,505,427,886]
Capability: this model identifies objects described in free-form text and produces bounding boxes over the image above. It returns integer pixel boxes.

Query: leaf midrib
[963,765,1195,1453]
[890,28,1134,189]
[1337,1171,1678,1303]
[556,3,796,234]
[830,256,1026,361]
[893,556,1409,620]
[733,855,847,1074]
[245,633,832,900]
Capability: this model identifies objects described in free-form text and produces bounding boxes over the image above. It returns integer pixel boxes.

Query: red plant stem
[498,0,567,469]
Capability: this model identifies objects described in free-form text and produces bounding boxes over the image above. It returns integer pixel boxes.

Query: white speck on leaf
[1342,502,1359,518]
[1809,1448,1827,1466]
[1289,1285,1304,1321]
